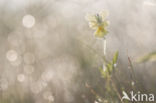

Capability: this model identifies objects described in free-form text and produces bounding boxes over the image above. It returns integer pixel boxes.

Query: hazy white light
[24,52,35,64]
[94,101,98,103]
[24,65,34,74]
[81,94,86,99]
[40,80,48,88]
[6,50,18,62]
[41,71,53,82]
[114,63,117,67]
[48,95,54,102]
[131,81,135,86]
[11,56,22,66]
[143,1,156,6]
[17,74,25,82]
[33,25,48,38]
[7,34,22,46]
[0,79,8,90]
[103,65,107,71]
[43,91,54,102]
[22,14,35,28]
[43,91,51,99]
[31,82,43,94]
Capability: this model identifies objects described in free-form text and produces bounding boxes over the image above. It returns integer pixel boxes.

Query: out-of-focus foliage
[0,0,156,103]
[137,52,156,63]
[100,51,118,79]
[91,51,120,103]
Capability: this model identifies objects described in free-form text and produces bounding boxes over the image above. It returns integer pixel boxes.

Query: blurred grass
[0,0,156,103]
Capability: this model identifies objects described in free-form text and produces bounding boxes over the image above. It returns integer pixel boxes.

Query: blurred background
[0,0,156,103]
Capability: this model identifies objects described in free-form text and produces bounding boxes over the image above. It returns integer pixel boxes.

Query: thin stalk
[103,38,107,71]
[102,37,124,103]
[103,38,107,56]
[76,38,109,63]
[110,78,125,103]
[128,56,137,84]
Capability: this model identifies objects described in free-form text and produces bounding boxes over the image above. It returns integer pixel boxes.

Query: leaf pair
[100,51,119,78]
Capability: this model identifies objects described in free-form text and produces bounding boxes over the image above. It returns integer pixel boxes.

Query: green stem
[103,38,107,71]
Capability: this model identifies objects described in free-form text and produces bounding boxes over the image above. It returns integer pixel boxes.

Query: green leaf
[99,51,119,78]
[106,62,113,74]
[137,52,156,63]
[99,67,108,78]
[112,51,119,64]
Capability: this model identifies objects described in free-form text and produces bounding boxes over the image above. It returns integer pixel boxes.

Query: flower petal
[94,26,108,38]
[85,14,97,22]
[99,10,109,21]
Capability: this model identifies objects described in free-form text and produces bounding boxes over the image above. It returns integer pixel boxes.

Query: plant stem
[103,38,107,56]
[128,56,137,84]
[103,38,107,71]
[110,77,125,103]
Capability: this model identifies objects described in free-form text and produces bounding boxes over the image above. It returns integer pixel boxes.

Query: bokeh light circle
[22,14,35,28]
[6,50,18,62]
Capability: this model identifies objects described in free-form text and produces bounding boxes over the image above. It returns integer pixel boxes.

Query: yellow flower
[86,11,109,38]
